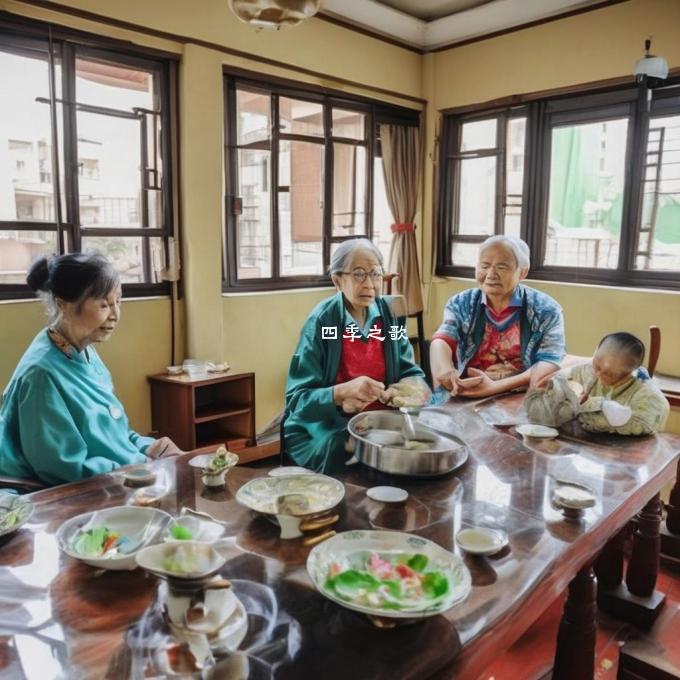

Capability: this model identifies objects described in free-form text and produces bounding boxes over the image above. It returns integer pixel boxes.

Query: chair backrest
[648,325,660,378]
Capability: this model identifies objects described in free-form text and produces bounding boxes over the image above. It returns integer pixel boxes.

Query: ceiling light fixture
[229,0,321,29]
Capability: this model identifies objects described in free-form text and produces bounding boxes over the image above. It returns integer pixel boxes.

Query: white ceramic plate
[0,493,33,538]
[456,527,508,556]
[516,424,559,439]
[366,486,409,504]
[268,466,314,477]
[57,505,172,570]
[307,530,471,620]
[235,474,345,517]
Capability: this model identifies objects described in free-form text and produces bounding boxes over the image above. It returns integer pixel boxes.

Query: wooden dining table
[0,394,678,680]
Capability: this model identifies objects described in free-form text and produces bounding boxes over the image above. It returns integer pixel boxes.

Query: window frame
[223,69,419,292]
[437,79,680,291]
[0,16,179,300]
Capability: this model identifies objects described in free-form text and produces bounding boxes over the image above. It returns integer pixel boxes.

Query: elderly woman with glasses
[284,238,430,473]
[430,235,566,399]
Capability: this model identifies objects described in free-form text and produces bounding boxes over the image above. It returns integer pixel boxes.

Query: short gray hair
[478,235,531,269]
[329,238,383,276]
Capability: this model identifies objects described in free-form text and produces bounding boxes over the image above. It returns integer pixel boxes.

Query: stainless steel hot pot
[347,409,468,477]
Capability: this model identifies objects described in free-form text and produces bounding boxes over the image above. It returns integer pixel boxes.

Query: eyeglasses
[340,268,384,283]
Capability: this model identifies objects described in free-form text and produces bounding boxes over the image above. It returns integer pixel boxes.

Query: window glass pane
[457,156,496,235]
[75,57,154,110]
[279,97,323,137]
[461,118,497,151]
[332,108,365,140]
[80,235,163,283]
[504,117,526,239]
[236,89,270,145]
[0,49,61,222]
[372,157,392,267]
[237,149,271,279]
[636,114,680,271]
[0,230,58,283]
[332,143,367,236]
[279,140,324,276]
[77,111,142,228]
[451,241,478,267]
[545,118,627,268]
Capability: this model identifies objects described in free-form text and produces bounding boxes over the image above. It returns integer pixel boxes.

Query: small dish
[136,541,226,580]
[200,447,239,488]
[516,424,559,439]
[131,484,169,507]
[166,365,184,376]
[236,473,345,540]
[366,486,409,505]
[56,506,172,570]
[0,493,33,538]
[268,466,314,477]
[553,482,596,509]
[456,527,508,556]
[123,464,156,487]
[165,514,226,544]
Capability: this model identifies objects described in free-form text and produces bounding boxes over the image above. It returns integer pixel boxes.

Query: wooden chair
[648,325,660,378]
[382,274,431,385]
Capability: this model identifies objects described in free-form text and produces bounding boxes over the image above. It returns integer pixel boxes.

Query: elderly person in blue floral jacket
[430,236,566,399]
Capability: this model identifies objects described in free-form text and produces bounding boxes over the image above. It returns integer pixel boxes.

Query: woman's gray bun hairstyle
[479,235,531,269]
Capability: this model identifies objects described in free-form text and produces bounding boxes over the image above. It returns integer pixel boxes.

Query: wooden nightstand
[147,371,255,452]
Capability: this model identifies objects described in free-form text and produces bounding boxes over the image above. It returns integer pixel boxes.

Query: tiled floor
[477,564,680,680]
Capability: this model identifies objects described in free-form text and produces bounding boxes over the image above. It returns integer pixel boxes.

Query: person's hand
[334,376,384,407]
[433,368,459,393]
[454,368,497,398]
[379,378,430,408]
[532,372,556,391]
[146,436,182,459]
[340,397,373,414]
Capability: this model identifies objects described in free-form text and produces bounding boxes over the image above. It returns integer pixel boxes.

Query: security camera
[634,39,668,88]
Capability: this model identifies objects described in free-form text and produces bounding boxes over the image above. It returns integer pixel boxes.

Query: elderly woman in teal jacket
[0,253,180,486]
[285,239,429,473]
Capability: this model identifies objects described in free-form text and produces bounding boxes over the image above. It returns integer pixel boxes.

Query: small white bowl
[166,365,184,376]
[456,527,508,556]
[553,483,596,510]
[165,515,226,544]
[136,541,226,580]
[516,424,559,439]
[123,464,156,487]
[366,486,409,505]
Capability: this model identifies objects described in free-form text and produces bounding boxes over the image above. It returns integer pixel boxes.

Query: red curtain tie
[390,222,415,233]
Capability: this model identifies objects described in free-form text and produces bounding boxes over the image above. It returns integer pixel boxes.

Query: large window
[438,83,680,289]
[0,20,177,298]
[223,74,419,290]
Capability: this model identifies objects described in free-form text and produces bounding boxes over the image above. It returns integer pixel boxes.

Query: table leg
[593,526,626,591]
[627,493,662,597]
[553,565,596,680]
[661,460,680,561]
[597,494,665,628]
